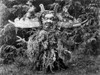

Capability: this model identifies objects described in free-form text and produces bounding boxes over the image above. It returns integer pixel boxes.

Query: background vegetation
[0,0,100,75]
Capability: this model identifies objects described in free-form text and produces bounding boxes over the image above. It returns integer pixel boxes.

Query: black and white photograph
[0,0,100,75]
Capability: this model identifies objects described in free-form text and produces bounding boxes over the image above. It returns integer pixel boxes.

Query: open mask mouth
[43,22,53,30]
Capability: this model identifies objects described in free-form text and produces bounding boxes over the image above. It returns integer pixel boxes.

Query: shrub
[0,0,100,73]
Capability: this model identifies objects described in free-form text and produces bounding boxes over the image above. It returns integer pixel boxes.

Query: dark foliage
[0,0,100,74]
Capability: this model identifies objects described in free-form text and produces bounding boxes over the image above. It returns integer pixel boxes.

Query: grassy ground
[0,0,100,75]
[0,55,100,75]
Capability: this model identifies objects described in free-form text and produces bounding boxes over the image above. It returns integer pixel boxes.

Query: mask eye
[44,17,48,20]
[50,17,54,20]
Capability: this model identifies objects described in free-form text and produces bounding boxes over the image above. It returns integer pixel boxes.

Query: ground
[0,55,100,75]
[0,0,100,75]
